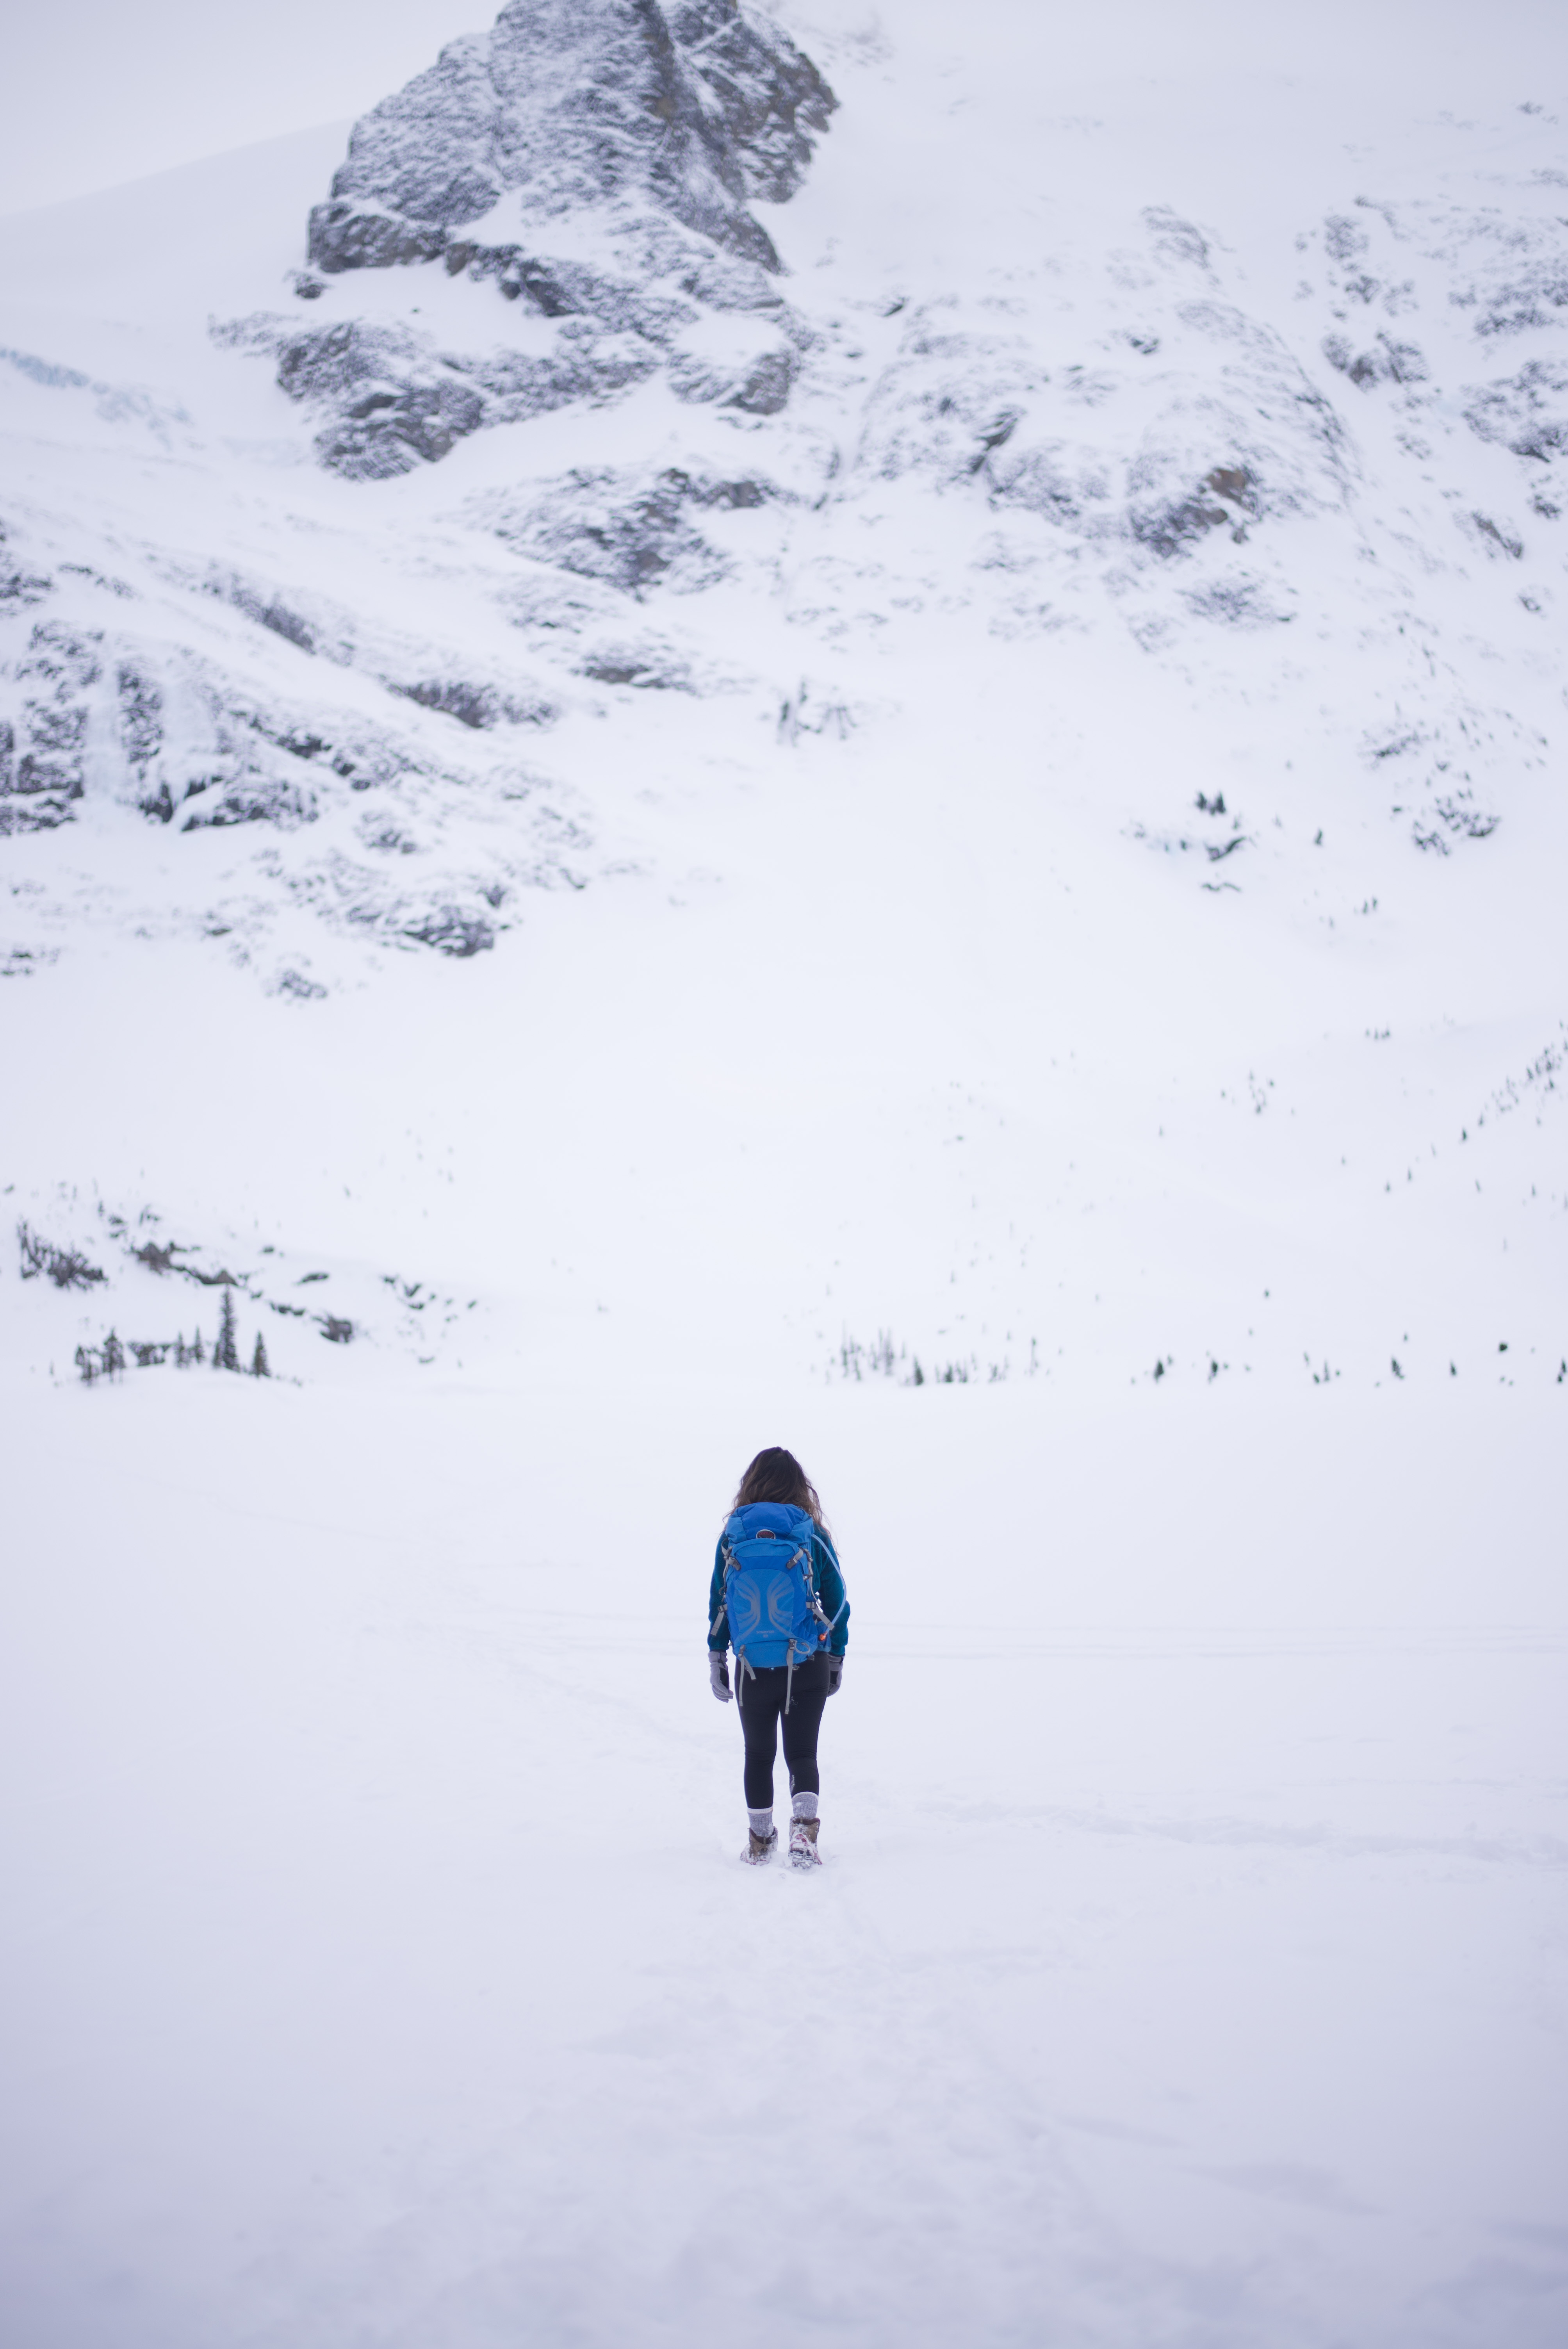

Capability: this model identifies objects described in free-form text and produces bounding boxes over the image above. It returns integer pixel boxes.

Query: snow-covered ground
[2,2,1565,2341]
[5,1374,1566,2346]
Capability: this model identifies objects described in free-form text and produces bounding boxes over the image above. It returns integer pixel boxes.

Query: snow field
[5,613,1563,1399]
[3,1370,1564,2347]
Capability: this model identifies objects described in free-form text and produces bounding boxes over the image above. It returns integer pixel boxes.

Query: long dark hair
[730,1446,829,1531]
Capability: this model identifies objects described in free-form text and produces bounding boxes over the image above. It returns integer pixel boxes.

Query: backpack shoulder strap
[711,1536,738,1642]
[812,1527,849,1627]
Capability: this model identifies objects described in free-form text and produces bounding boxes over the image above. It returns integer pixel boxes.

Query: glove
[826,1655,844,1696]
[708,1651,732,1704]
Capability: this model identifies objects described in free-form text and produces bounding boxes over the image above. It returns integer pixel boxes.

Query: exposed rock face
[474,464,778,595]
[1463,360,1568,462]
[308,0,836,278]
[214,312,665,479]
[221,1,835,478]
[0,623,100,833]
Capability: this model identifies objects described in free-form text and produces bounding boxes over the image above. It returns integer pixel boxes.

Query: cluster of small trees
[18,1218,105,1290]
[75,1287,269,1385]
[837,1330,902,1381]
[777,684,853,746]
[834,1331,1037,1387]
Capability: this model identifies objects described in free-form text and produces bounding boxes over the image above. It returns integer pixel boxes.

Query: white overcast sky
[0,0,481,217]
[2,0,1564,220]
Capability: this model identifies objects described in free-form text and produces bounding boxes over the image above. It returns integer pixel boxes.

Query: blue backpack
[714,1502,839,1708]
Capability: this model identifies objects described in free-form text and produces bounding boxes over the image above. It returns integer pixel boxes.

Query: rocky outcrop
[1463,359,1568,463]
[0,622,100,833]
[213,2,834,478]
[0,495,592,974]
[213,310,661,479]
[472,465,779,595]
[857,288,1353,567]
[307,0,835,280]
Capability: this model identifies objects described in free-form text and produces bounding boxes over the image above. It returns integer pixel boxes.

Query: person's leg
[780,1684,827,1797]
[781,1666,829,1871]
[739,1673,783,1813]
[779,1657,829,1862]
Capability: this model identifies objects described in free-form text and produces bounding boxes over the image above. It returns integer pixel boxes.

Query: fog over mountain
[2,6,1564,2345]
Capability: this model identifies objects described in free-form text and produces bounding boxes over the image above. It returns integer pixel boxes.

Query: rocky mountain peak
[309,0,836,278]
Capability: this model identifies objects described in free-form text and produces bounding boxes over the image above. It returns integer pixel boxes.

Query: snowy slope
[1,1,1564,1392]
[2,4,1566,2345]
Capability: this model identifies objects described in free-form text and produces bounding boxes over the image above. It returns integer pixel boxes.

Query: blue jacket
[707,1520,850,1659]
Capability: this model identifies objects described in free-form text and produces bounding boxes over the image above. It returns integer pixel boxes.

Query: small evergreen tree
[75,1343,96,1385]
[191,1327,205,1365]
[103,1329,125,1379]
[216,1287,239,1372]
[251,1332,269,1379]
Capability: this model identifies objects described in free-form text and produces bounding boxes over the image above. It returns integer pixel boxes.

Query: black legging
[738,1650,830,1809]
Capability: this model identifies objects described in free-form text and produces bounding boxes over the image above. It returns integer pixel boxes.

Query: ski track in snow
[2,2,1566,2342]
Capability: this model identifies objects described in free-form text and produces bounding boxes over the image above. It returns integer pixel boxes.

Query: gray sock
[791,1791,819,1821]
[747,1807,775,1838]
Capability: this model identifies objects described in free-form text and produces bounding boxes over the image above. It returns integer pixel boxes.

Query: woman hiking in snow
[708,1447,850,1867]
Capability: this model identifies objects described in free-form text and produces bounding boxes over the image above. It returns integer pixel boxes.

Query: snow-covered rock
[232,0,837,477]
[310,0,835,274]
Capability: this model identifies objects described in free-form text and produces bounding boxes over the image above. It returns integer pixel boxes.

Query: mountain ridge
[0,0,1563,1397]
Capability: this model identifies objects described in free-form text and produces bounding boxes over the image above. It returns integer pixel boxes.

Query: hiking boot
[743,1826,778,1865]
[789,1816,822,1868]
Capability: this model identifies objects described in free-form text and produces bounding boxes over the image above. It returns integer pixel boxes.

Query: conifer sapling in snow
[251,1333,269,1379]
[215,1287,239,1372]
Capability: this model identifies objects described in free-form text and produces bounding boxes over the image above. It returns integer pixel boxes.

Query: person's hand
[826,1656,844,1696]
[708,1651,732,1704]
